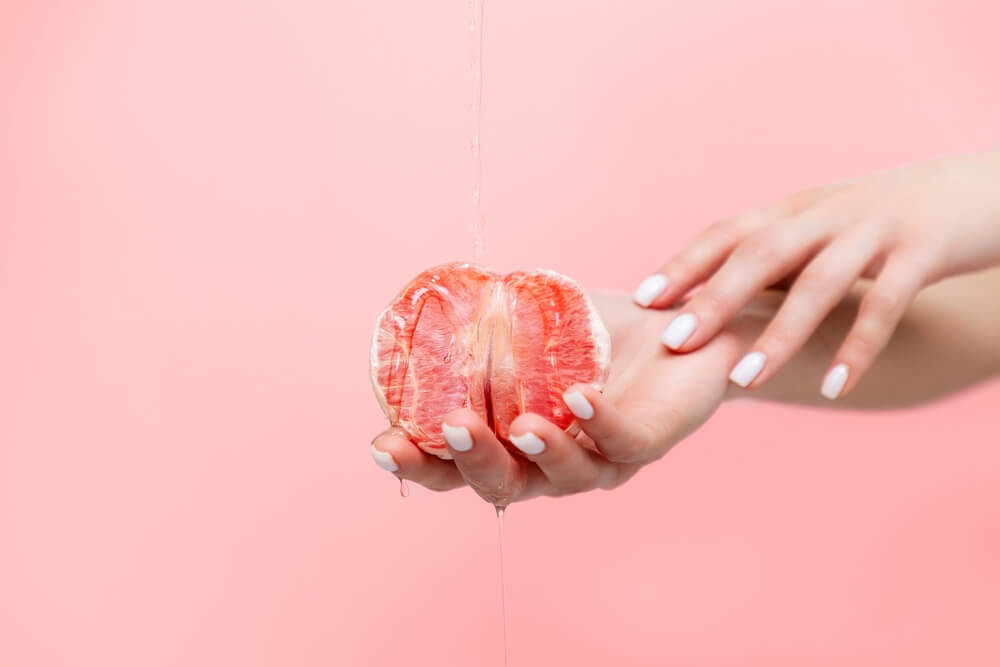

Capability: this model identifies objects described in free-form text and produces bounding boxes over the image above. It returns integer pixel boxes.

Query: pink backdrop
[2,1,999,665]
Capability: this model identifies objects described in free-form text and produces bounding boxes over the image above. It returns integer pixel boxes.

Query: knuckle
[691,287,728,322]
[666,256,696,282]
[735,234,778,266]
[703,218,742,245]
[793,265,832,295]
[730,210,768,235]
[780,183,844,216]
[843,329,881,364]
[737,227,802,268]
[699,219,730,243]
[760,323,798,355]
[602,438,645,464]
[670,220,740,277]
[599,464,635,490]
[861,287,905,319]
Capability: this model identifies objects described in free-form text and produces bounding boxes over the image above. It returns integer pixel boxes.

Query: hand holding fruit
[370,285,748,506]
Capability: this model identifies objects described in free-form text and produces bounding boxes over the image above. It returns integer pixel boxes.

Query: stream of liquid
[402,4,506,663]
[474,4,508,662]
[473,4,507,664]
[496,505,509,667]
[469,0,486,261]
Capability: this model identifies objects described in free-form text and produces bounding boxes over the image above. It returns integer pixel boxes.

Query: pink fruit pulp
[370,263,611,458]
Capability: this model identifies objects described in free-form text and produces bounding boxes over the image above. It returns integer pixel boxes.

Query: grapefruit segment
[370,263,610,458]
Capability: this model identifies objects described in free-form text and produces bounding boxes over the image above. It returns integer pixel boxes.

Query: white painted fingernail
[442,423,474,452]
[661,313,698,349]
[563,390,595,420]
[510,431,546,455]
[729,351,767,387]
[821,363,849,400]
[370,444,399,472]
[633,274,669,307]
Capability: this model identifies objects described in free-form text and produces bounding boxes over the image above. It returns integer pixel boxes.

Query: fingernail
[442,422,474,452]
[661,313,698,349]
[370,444,399,472]
[729,351,767,387]
[821,363,849,400]
[510,431,546,455]
[633,274,669,307]
[563,390,595,420]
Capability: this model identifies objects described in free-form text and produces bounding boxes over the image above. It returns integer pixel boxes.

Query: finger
[559,384,666,464]
[507,413,622,495]
[660,213,834,352]
[727,224,884,389]
[634,183,847,310]
[371,430,465,492]
[441,409,531,506]
[819,252,927,400]
[633,217,748,309]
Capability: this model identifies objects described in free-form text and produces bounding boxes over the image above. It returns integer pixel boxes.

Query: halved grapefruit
[370,263,611,458]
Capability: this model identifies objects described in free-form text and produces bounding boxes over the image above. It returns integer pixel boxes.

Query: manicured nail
[442,422,474,452]
[563,390,595,420]
[510,431,546,455]
[661,313,698,349]
[370,444,399,472]
[821,363,849,400]
[633,274,669,307]
[729,351,767,387]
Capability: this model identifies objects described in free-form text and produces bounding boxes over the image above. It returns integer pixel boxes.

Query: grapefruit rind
[370,264,610,459]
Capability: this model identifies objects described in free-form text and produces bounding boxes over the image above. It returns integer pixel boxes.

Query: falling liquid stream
[496,505,509,667]
[473,3,506,664]
[470,0,486,260]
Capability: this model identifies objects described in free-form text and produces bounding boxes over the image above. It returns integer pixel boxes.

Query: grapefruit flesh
[370,263,611,458]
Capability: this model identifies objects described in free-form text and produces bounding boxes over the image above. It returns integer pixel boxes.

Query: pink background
[2,1,999,665]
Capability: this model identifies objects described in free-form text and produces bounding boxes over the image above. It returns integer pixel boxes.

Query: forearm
[726,267,1000,409]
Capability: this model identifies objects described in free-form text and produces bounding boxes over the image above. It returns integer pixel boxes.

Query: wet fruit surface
[370,263,610,458]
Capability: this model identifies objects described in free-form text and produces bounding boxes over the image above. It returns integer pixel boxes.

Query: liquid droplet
[470,136,480,157]
[398,478,410,498]
[472,214,486,260]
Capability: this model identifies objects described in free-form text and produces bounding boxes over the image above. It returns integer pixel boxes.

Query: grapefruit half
[370,263,611,458]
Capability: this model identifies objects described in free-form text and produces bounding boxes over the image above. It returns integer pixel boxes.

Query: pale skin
[638,150,1000,397]
[371,152,1000,506]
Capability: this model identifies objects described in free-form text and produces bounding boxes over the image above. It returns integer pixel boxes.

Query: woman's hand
[368,266,1000,505]
[632,150,1000,399]
[369,291,747,506]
